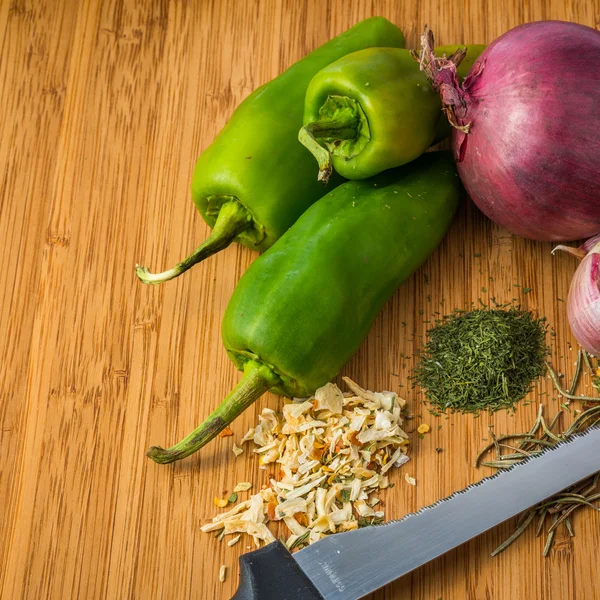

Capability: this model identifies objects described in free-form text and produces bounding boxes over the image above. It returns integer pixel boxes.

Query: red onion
[553,234,600,355]
[419,22,600,241]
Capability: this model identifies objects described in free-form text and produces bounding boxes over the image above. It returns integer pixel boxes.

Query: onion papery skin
[567,241,600,355]
[448,21,600,241]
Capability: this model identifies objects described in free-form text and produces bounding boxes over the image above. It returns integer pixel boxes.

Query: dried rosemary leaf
[358,516,384,528]
[288,531,310,551]
[476,357,600,559]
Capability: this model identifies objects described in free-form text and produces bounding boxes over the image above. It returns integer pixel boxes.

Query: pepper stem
[146,360,281,464]
[298,114,359,184]
[136,200,252,285]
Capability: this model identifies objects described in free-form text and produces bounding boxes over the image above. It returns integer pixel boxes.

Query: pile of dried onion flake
[201,377,410,551]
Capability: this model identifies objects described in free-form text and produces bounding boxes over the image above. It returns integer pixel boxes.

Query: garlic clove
[564,239,600,356]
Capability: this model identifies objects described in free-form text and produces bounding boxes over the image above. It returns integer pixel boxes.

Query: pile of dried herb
[415,307,549,414]
[476,350,600,556]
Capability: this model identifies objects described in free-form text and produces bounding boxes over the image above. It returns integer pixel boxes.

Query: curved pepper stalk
[146,360,281,464]
[298,99,363,184]
[136,200,253,285]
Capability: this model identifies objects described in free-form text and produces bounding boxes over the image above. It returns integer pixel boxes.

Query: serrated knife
[230,425,600,600]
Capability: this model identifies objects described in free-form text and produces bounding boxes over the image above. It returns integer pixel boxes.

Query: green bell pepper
[147,151,461,464]
[299,44,485,182]
[136,17,405,285]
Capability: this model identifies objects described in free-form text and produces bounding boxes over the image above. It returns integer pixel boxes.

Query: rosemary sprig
[491,510,536,557]
[477,352,600,557]
[582,351,599,391]
[546,360,599,402]
[474,433,531,467]
[568,350,583,396]
[543,515,558,557]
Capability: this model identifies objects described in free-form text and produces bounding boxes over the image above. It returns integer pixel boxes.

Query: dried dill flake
[414,308,549,414]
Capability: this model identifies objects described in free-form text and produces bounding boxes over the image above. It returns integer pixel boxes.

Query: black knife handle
[231,540,325,600]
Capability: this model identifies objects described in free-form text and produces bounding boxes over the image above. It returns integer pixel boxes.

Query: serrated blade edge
[294,425,600,600]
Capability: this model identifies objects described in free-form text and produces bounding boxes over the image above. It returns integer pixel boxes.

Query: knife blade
[231,425,600,600]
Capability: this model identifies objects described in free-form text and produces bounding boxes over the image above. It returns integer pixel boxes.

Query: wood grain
[1,0,599,598]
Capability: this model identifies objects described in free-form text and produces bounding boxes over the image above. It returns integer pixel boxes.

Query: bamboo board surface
[1,0,600,598]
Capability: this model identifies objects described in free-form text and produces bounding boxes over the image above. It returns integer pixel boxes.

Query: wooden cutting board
[1,1,599,598]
